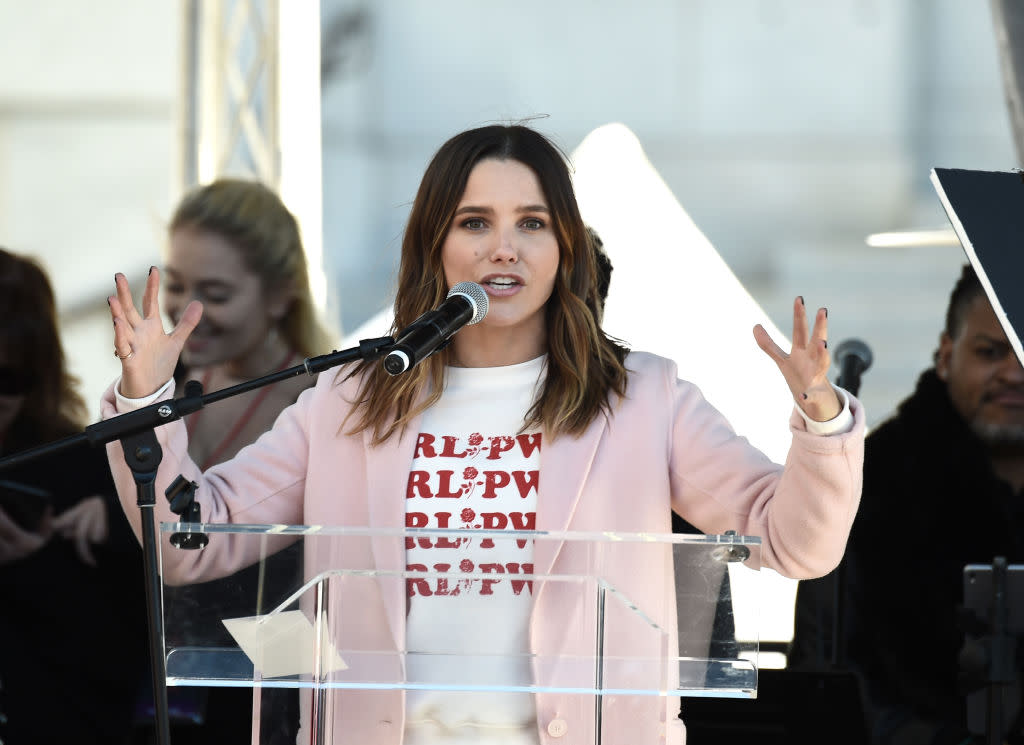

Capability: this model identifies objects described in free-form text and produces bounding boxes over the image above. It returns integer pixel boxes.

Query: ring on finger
[114,347,135,361]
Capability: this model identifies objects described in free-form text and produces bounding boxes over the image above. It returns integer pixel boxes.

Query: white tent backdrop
[573,123,798,650]
[572,123,794,465]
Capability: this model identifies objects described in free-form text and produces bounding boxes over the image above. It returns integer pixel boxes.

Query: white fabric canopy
[571,122,794,465]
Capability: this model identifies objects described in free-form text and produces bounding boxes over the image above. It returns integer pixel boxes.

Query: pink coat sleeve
[663,362,865,579]
[100,377,316,585]
[667,374,860,577]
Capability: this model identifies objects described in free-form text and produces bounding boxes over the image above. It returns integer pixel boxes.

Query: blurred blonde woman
[131,179,335,745]
[165,179,335,468]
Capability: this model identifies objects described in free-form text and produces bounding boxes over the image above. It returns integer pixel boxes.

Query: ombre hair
[0,248,88,449]
[346,125,629,445]
[169,179,335,357]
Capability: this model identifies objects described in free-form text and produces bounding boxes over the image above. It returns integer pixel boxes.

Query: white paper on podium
[222,610,349,678]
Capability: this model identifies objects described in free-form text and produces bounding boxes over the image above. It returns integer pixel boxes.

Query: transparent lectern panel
[158,525,761,743]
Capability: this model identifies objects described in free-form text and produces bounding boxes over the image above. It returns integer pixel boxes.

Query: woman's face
[163,227,290,372]
[440,158,559,363]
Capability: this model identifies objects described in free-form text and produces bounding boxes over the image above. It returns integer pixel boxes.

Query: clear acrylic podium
[157,524,762,744]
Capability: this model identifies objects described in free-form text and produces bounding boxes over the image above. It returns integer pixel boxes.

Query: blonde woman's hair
[170,179,335,357]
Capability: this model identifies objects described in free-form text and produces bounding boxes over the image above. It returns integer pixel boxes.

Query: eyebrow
[453,204,550,216]
[971,333,1009,345]
[164,269,236,291]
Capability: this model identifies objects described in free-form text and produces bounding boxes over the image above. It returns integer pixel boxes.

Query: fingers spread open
[170,300,204,345]
[141,266,160,320]
[114,273,143,328]
[791,296,809,348]
[807,307,831,376]
[753,324,787,365]
[810,306,829,349]
[111,315,132,360]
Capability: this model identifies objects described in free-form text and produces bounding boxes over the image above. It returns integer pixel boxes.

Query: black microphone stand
[0,336,395,745]
[827,339,870,669]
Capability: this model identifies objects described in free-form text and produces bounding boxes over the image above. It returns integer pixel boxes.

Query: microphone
[383,281,489,375]
[833,338,873,397]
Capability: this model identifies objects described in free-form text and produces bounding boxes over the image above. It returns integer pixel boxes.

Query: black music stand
[931,168,1024,368]
[962,560,1023,744]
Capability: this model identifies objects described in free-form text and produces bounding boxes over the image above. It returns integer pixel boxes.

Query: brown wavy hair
[0,248,88,449]
[345,125,629,445]
[169,179,336,357]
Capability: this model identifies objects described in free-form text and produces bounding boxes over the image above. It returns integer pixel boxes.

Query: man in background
[842,264,1023,745]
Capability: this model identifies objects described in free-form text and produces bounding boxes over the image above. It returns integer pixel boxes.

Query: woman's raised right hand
[108,267,202,399]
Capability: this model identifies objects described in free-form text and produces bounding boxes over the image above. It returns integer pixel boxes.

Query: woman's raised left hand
[753,296,841,422]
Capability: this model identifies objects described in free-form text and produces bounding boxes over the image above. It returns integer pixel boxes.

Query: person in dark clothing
[842,264,1024,745]
[0,246,149,745]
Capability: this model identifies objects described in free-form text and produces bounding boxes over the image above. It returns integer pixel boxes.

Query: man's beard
[969,418,1024,449]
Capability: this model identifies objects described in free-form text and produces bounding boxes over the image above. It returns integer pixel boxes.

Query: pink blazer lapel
[363,417,421,649]
[534,414,608,578]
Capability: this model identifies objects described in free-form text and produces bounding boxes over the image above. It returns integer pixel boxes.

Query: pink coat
[103,351,864,745]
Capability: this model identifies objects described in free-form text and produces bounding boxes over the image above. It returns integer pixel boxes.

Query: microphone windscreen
[834,338,873,371]
[447,281,489,324]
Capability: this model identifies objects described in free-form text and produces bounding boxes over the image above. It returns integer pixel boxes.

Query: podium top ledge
[158,522,762,545]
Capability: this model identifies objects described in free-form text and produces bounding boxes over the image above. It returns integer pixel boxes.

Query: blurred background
[0,0,1018,648]
[0,0,1016,425]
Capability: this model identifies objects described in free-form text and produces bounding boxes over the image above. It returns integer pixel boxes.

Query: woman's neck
[197,334,295,383]
[448,323,546,368]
